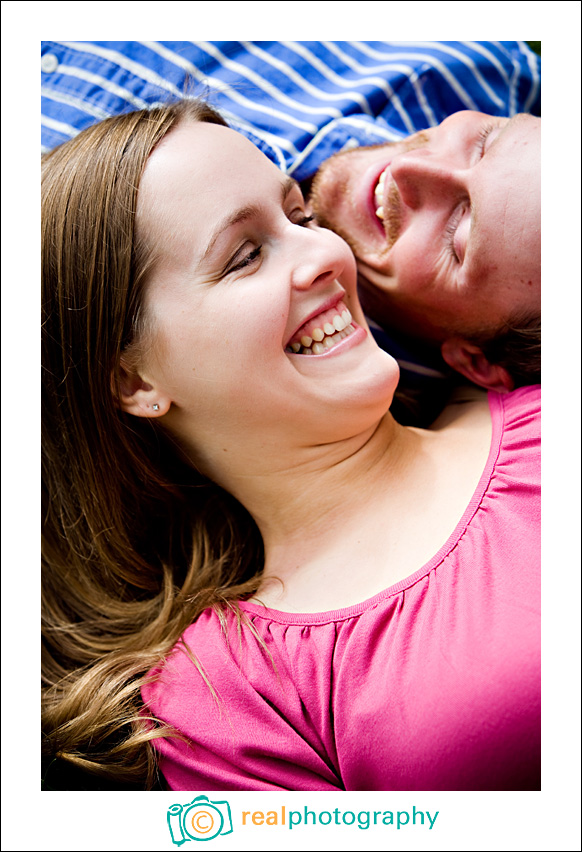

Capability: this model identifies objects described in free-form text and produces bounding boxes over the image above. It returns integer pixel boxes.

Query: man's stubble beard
[382,182,402,252]
[309,140,418,262]
[308,155,363,257]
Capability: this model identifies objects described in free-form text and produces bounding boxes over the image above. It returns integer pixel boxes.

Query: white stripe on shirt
[245,42,378,117]
[41,114,80,139]
[382,42,505,109]
[41,86,111,120]
[195,41,345,121]
[59,41,183,96]
[286,115,401,176]
[56,63,151,110]
[144,41,319,136]
[282,42,375,117]
[518,42,541,115]
[352,42,481,111]
[321,42,420,133]
[463,41,511,85]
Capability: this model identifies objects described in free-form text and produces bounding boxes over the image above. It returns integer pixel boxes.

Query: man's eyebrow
[200,176,300,264]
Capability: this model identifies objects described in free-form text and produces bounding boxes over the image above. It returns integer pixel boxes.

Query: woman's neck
[231,412,419,591]
[252,410,394,503]
[243,391,492,612]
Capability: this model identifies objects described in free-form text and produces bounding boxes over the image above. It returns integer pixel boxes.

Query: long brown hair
[42,100,265,789]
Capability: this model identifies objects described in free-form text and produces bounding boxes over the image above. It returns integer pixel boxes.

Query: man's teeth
[287,309,354,355]
[374,167,389,221]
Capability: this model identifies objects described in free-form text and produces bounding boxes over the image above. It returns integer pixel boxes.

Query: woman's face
[134,122,397,481]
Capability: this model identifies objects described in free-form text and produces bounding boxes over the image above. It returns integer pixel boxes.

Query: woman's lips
[286,301,354,354]
[287,321,366,358]
[287,293,344,343]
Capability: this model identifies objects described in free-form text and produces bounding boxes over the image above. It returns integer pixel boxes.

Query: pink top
[143,386,541,791]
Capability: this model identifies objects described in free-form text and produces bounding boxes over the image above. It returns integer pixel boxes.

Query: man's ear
[441,338,514,393]
[114,358,171,417]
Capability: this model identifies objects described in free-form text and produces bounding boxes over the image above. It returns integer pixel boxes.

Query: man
[309,109,541,393]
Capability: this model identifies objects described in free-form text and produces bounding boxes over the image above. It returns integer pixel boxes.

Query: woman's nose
[389,148,464,210]
[289,227,351,292]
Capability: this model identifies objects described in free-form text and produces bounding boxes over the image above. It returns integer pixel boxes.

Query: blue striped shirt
[41,41,540,180]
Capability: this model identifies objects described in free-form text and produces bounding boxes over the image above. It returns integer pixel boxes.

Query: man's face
[309,111,541,341]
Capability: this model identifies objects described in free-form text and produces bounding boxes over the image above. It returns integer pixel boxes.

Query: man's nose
[389,148,464,210]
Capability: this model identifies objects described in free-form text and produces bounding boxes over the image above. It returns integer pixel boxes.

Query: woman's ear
[114,358,172,417]
[441,338,514,393]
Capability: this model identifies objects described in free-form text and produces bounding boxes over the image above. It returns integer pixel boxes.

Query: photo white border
[1,3,580,849]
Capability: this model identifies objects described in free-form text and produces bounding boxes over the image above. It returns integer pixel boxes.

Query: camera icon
[167,795,234,844]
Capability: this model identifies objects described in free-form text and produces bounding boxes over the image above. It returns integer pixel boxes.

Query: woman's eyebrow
[200,176,300,264]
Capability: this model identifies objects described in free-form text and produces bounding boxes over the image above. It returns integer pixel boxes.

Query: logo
[167,795,234,844]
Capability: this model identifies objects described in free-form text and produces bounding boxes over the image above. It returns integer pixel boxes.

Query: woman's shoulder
[443,384,540,471]
[432,383,540,431]
[429,384,490,431]
[500,383,541,412]
[493,384,541,445]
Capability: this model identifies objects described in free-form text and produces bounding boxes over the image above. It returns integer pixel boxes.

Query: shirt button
[41,53,59,73]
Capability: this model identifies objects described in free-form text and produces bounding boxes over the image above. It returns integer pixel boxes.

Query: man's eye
[476,123,495,157]
[445,205,466,263]
[445,124,498,263]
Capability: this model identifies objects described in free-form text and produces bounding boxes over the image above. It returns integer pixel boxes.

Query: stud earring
[152,404,159,411]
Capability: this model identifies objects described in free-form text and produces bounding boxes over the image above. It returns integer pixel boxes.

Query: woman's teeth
[374,167,389,221]
[286,308,354,355]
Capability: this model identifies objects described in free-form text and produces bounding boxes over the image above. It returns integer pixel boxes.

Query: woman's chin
[353,350,400,416]
[313,346,400,440]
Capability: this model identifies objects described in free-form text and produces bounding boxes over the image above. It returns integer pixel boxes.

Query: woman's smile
[285,300,356,355]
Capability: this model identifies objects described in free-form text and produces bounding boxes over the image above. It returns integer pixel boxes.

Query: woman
[42,99,540,791]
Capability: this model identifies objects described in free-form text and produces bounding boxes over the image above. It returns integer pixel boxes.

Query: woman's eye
[224,212,313,275]
[228,245,262,273]
[294,214,315,227]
